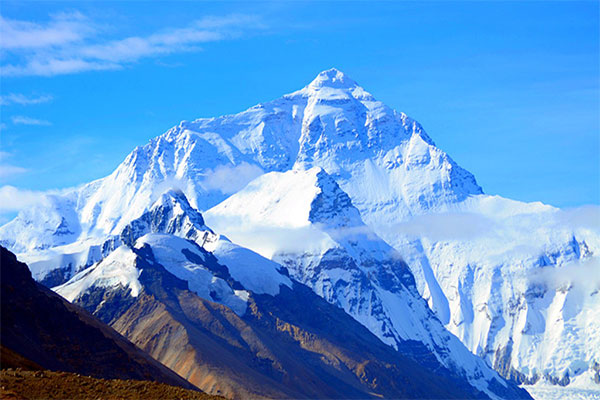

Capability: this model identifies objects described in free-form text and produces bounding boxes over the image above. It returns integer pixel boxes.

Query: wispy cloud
[0,12,93,50]
[528,256,600,292]
[1,13,264,77]
[1,58,119,77]
[0,185,77,226]
[0,93,53,106]
[11,116,51,126]
[0,186,42,212]
[0,165,28,179]
[202,162,265,195]
[0,152,28,180]
[204,212,332,259]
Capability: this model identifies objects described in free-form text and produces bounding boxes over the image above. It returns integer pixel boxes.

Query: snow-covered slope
[52,189,293,316]
[50,232,511,399]
[0,69,480,251]
[378,199,600,390]
[55,245,143,303]
[54,232,291,317]
[205,167,519,398]
[0,68,597,393]
[9,189,219,288]
[49,182,523,399]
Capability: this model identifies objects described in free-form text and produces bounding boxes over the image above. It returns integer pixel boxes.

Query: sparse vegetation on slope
[0,369,221,400]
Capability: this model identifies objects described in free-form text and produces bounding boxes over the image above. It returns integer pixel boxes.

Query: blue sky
[0,1,598,222]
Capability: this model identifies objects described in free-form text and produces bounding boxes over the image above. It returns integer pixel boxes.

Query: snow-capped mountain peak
[289,67,375,102]
[1,68,597,395]
[307,68,358,90]
[0,69,482,250]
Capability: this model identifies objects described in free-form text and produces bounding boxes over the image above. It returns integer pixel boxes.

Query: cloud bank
[0,185,78,226]
[529,256,600,292]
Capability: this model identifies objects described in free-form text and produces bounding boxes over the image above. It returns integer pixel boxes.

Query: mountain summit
[0,69,482,251]
[304,67,361,91]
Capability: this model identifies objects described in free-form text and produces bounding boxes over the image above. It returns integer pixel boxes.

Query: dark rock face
[251,282,486,399]
[593,361,600,384]
[38,266,72,288]
[493,342,540,385]
[76,285,138,325]
[120,190,209,248]
[0,246,195,390]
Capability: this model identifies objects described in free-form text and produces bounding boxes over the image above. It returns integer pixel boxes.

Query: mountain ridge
[53,223,507,399]
[0,246,198,390]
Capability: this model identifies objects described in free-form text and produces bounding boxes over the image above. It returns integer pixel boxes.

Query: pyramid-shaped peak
[308,68,358,89]
[152,189,191,208]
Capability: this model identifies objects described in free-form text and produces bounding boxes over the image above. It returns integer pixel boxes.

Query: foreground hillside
[0,246,195,390]
[0,369,219,400]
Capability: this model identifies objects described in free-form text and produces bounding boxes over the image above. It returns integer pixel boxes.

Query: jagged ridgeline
[2,68,598,397]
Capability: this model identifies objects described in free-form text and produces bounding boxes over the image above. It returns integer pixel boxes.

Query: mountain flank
[0,246,196,391]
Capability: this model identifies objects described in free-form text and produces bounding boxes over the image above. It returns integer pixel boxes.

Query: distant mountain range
[1,68,597,398]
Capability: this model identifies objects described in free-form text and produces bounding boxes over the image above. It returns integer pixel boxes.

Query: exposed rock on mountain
[55,235,512,399]
[0,246,196,390]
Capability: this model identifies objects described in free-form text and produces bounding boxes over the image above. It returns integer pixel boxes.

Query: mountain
[0,246,197,390]
[204,166,515,396]
[0,69,481,253]
[49,203,507,399]
[1,68,597,394]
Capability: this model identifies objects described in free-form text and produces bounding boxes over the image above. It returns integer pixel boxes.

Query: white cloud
[553,205,600,231]
[2,58,120,77]
[0,165,28,179]
[0,152,28,180]
[376,204,600,243]
[1,13,264,77]
[380,212,498,242]
[0,93,53,106]
[11,116,51,126]
[0,12,93,49]
[0,186,46,212]
[529,256,600,291]
[202,162,264,195]
[0,185,77,225]
[204,212,331,259]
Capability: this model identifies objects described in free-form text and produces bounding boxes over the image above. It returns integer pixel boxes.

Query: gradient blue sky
[0,1,598,222]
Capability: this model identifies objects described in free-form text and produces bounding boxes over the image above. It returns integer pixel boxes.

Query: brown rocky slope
[0,246,195,390]
[77,244,493,399]
[0,369,220,400]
